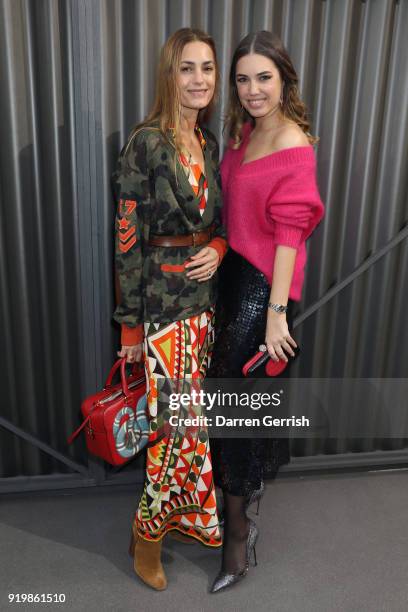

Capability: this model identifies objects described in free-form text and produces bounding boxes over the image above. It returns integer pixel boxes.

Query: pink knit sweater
[221,123,324,301]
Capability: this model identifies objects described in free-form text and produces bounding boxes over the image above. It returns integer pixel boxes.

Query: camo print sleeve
[205,131,227,244]
[205,132,228,262]
[112,131,151,331]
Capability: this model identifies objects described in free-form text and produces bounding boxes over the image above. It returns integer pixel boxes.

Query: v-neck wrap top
[112,123,226,336]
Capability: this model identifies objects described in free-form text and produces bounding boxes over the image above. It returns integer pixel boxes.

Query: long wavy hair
[226,31,318,147]
[124,28,220,156]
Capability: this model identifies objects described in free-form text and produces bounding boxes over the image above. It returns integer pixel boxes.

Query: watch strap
[268,302,288,314]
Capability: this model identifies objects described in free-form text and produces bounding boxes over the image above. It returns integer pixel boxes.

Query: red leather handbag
[67,358,148,466]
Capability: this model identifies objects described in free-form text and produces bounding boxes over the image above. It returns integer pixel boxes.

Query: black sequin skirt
[208,249,296,496]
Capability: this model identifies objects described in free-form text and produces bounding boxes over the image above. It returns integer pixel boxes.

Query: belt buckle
[192,232,198,247]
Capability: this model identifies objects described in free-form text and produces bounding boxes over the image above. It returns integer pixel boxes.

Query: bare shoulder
[271,122,310,150]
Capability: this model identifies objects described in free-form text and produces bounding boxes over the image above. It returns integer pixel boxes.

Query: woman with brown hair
[209,31,324,593]
[112,28,227,590]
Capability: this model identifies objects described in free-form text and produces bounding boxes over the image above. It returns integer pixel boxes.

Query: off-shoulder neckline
[238,122,313,168]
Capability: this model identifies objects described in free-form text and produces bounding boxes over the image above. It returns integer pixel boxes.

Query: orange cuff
[208,237,228,264]
[121,323,144,346]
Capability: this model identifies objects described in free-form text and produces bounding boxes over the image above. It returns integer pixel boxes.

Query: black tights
[221,491,249,574]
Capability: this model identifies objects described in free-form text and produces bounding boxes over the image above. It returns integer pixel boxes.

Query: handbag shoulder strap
[67,415,91,445]
[67,400,100,444]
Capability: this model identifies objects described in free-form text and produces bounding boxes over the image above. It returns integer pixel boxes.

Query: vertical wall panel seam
[0,0,23,472]
[65,0,86,403]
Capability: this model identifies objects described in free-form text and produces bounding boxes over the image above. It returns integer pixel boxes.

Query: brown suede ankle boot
[128,525,167,591]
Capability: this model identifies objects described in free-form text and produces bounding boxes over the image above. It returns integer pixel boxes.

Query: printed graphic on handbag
[67,358,149,466]
[242,344,300,377]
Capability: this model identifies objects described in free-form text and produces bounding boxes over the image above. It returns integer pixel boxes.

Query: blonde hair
[226,31,318,147]
[125,28,220,156]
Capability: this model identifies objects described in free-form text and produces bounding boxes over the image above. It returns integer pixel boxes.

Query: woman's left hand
[265,311,297,362]
[185,246,219,282]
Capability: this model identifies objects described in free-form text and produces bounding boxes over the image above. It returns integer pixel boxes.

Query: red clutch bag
[242,345,300,377]
[67,358,148,466]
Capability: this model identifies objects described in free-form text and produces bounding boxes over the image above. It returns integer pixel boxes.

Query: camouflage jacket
[112,124,226,330]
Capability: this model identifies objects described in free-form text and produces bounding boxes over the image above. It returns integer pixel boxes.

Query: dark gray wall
[1,0,407,492]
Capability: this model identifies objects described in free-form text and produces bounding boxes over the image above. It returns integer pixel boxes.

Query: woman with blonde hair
[209,30,324,593]
[113,27,227,590]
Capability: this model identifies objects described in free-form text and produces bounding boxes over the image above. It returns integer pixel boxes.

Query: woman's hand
[265,311,297,362]
[117,344,143,363]
[185,246,219,282]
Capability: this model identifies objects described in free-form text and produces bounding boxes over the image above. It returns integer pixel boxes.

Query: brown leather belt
[148,224,215,248]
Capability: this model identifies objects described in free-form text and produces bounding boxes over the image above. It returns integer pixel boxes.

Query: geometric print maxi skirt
[134,309,222,547]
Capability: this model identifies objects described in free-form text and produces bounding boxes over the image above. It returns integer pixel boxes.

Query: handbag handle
[67,358,144,445]
[104,358,144,395]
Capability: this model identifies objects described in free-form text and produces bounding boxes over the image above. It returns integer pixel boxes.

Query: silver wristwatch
[268,302,288,314]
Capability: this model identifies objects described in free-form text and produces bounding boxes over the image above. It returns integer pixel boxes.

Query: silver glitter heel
[245,481,265,515]
[210,518,259,594]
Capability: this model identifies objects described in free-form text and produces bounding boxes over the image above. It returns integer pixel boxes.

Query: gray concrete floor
[1,470,408,612]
